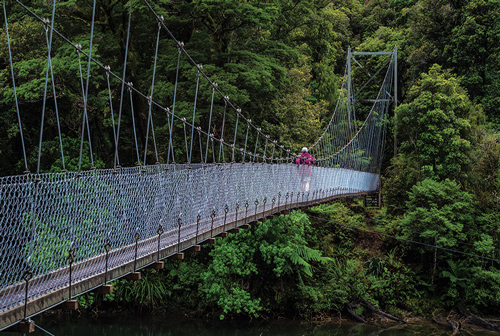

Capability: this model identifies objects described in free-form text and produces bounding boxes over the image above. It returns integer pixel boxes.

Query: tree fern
[289,245,331,277]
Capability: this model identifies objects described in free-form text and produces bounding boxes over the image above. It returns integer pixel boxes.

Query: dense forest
[2,0,500,325]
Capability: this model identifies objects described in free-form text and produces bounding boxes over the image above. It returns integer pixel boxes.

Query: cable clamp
[247,119,252,124]
[212,82,218,88]
[75,44,82,53]
[147,96,151,105]
[157,15,164,24]
[42,18,50,31]
[224,96,229,101]
[181,117,186,123]
[197,64,203,71]
[257,128,261,132]
[236,108,241,114]
[68,248,75,264]
[164,107,170,113]
[177,41,184,49]
[157,225,164,235]
[104,65,111,73]
[22,269,33,282]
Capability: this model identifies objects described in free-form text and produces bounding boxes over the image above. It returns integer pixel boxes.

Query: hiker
[296,147,316,191]
[295,147,316,165]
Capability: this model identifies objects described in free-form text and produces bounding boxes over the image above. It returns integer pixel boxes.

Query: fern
[290,245,331,277]
[116,271,171,312]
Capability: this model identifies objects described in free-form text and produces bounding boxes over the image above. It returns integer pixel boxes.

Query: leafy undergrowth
[76,197,500,321]
[75,201,423,321]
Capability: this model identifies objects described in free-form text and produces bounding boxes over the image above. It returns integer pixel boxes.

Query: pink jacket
[296,152,316,165]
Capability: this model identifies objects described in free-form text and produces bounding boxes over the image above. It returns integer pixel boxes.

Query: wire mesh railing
[0,163,380,317]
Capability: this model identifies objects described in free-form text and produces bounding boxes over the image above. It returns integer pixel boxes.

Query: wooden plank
[95,285,113,295]
[125,272,141,281]
[151,261,164,270]
[63,300,78,311]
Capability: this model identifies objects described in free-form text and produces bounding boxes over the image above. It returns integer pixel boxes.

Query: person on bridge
[296,147,316,191]
[296,147,316,165]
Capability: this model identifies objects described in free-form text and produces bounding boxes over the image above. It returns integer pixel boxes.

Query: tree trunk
[457,305,500,332]
[447,318,460,335]
[344,302,368,323]
[361,300,406,323]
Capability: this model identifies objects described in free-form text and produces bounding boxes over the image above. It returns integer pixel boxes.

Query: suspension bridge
[0,0,397,332]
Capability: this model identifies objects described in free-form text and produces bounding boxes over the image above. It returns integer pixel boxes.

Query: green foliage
[263,60,327,153]
[389,178,500,311]
[385,65,483,211]
[309,203,421,313]
[22,212,71,274]
[396,64,476,181]
[1,0,347,174]
[196,211,330,319]
[469,129,500,208]
[76,292,95,310]
[27,136,105,173]
[444,0,500,126]
[113,270,171,312]
[399,178,474,248]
